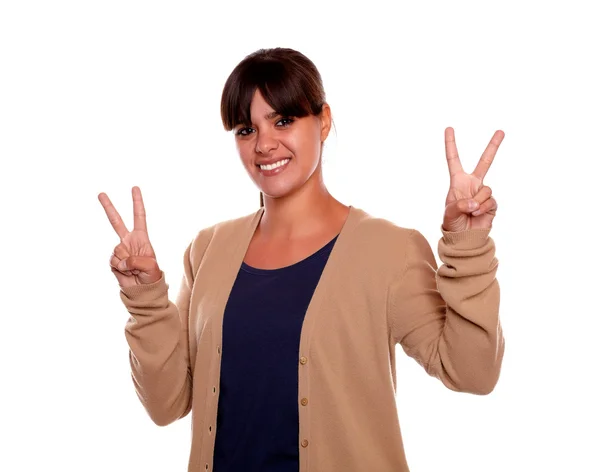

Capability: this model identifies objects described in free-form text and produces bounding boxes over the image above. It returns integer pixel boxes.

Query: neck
[259,166,346,240]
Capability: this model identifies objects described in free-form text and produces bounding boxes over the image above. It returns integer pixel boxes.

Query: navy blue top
[212,235,338,472]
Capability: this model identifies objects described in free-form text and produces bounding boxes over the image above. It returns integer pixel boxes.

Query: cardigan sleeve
[387,227,504,395]
[118,240,195,426]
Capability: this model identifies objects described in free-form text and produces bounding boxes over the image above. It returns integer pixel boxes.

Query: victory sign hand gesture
[442,127,505,232]
[98,186,162,288]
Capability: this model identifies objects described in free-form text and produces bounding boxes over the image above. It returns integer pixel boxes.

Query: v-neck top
[213,235,338,472]
[119,206,504,472]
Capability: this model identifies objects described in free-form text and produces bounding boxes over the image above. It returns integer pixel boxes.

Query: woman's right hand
[98,186,162,288]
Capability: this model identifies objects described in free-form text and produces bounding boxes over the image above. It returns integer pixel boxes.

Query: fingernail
[118,260,127,270]
[468,200,479,210]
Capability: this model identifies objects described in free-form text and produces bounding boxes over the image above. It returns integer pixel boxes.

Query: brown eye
[236,127,253,137]
[276,117,294,127]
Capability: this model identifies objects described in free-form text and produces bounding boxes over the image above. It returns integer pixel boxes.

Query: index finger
[132,186,147,232]
[472,130,505,180]
[445,127,464,177]
[98,192,129,239]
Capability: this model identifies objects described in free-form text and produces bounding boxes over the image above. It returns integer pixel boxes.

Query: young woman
[99,47,505,472]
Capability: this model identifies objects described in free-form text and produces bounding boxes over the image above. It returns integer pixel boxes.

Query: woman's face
[234,89,331,201]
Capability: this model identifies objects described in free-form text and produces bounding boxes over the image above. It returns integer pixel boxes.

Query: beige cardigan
[119,205,504,471]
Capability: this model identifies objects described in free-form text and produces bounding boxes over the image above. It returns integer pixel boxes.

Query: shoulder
[186,208,262,269]
[346,207,433,273]
[349,206,423,248]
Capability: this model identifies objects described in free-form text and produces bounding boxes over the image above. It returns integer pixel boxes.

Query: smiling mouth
[256,158,291,171]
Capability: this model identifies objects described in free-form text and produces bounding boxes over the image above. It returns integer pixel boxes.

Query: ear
[319,102,332,142]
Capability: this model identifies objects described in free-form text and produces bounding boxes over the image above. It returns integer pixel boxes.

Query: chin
[259,188,294,201]
[258,180,307,201]
[251,162,318,202]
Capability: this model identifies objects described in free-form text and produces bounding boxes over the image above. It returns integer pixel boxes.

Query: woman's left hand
[442,127,505,232]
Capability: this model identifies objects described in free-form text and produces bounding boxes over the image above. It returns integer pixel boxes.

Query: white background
[1,1,598,471]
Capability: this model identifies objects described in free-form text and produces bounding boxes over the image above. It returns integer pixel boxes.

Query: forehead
[249,89,276,115]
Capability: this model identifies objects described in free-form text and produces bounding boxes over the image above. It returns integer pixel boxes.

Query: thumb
[445,198,479,219]
[117,256,159,274]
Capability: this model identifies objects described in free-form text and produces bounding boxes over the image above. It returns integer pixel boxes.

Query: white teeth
[259,158,290,171]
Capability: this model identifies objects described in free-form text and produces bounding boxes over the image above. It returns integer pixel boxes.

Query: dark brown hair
[220,48,328,207]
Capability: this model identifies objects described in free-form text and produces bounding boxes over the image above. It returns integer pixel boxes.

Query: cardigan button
[301,398,308,406]
[299,356,308,365]
[301,439,309,448]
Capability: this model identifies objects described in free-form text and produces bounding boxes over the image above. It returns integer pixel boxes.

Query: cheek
[289,126,321,160]
[236,141,255,165]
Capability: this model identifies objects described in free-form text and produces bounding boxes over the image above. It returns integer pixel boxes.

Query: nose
[255,131,279,155]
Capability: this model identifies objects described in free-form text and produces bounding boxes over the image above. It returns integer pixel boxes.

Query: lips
[255,157,291,167]
[257,158,291,176]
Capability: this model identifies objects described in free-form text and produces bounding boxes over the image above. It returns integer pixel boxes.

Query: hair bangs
[221,48,326,131]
